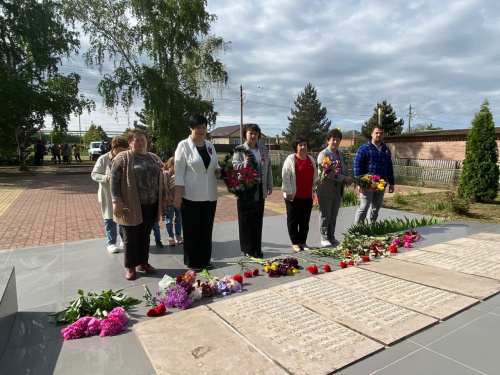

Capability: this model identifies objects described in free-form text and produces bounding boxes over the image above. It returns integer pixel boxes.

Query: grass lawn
[382,190,500,225]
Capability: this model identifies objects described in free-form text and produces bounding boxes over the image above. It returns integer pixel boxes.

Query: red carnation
[389,245,398,253]
[373,249,379,256]
[339,261,347,269]
[244,271,253,278]
[348,260,355,266]
[146,308,158,317]
[362,255,370,262]
[306,265,318,274]
[253,268,259,276]
[233,274,243,284]
[324,264,332,273]
[155,304,166,315]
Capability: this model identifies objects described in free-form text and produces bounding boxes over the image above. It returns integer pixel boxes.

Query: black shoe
[156,241,164,248]
[205,262,214,269]
[191,267,203,273]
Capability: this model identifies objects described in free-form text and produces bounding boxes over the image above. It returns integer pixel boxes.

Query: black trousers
[285,197,313,245]
[237,185,265,257]
[122,203,157,268]
[182,199,217,268]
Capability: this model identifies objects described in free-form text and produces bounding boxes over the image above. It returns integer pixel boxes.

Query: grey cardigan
[232,142,273,201]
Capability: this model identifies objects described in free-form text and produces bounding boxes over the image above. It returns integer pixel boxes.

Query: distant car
[88,141,103,161]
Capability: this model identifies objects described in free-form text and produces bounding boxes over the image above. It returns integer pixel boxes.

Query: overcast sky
[61,0,500,139]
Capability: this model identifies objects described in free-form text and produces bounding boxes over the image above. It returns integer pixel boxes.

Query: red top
[295,155,314,199]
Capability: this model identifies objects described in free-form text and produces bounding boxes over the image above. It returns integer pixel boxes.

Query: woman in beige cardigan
[111,130,168,280]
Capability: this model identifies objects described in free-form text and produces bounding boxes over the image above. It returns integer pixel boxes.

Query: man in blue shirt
[353,125,395,225]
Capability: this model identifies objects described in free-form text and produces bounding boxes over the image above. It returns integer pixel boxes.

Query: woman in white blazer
[232,124,273,258]
[173,114,221,272]
[281,135,319,252]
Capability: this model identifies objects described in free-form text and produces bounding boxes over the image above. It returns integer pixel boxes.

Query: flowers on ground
[61,307,130,340]
[355,174,386,192]
[263,257,300,277]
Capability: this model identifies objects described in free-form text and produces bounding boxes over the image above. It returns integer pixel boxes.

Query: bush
[446,192,471,215]
[423,202,448,211]
[392,192,408,205]
[271,164,283,187]
[458,100,499,202]
[341,188,359,207]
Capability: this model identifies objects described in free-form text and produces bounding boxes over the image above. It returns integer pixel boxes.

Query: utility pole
[377,107,382,126]
[78,114,82,146]
[408,105,413,132]
[240,85,243,145]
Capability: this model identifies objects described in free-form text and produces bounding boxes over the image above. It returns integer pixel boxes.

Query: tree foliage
[361,100,404,139]
[62,0,229,155]
[82,122,109,145]
[0,0,94,169]
[408,123,443,132]
[282,83,331,151]
[458,100,499,202]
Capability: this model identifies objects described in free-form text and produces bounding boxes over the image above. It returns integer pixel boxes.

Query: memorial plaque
[270,278,436,345]
[134,306,286,375]
[359,258,500,300]
[396,250,500,280]
[469,232,500,242]
[210,289,383,374]
[318,267,478,320]
[422,242,500,264]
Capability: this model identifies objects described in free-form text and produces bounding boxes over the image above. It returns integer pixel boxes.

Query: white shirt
[174,137,220,202]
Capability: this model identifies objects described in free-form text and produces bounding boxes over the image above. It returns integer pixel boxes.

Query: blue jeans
[152,222,161,243]
[165,205,182,238]
[104,219,123,245]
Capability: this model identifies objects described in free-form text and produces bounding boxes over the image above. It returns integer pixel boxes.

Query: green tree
[82,122,109,145]
[408,123,443,132]
[0,0,94,170]
[361,101,404,139]
[282,83,331,151]
[62,0,229,155]
[458,100,499,202]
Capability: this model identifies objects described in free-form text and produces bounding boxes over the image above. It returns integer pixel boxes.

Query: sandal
[167,237,176,246]
[176,236,184,244]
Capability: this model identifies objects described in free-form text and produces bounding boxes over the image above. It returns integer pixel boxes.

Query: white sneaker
[320,240,332,248]
[117,240,123,249]
[107,244,119,253]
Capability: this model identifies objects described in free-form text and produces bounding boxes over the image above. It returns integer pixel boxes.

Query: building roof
[210,124,269,138]
[342,130,362,139]
[385,127,500,142]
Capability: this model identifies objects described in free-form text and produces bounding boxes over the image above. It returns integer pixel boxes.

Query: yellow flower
[263,266,269,272]
[286,269,292,275]
[271,264,277,271]
[377,184,385,190]
[292,268,299,274]
[371,183,378,188]
[322,157,331,166]
[379,179,385,184]
[363,175,369,181]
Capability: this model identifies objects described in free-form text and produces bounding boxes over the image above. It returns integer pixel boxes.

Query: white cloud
[62,0,500,139]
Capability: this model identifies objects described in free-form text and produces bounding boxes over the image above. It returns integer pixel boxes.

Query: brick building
[384,128,500,161]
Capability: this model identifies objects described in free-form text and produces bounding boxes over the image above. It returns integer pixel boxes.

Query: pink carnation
[392,238,404,247]
[86,317,102,337]
[61,325,86,340]
[99,318,125,337]
[404,242,413,248]
[107,307,129,326]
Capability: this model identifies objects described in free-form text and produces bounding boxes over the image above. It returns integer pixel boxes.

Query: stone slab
[422,242,500,264]
[210,289,383,374]
[134,305,286,375]
[0,266,18,363]
[270,277,437,345]
[318,267,478,320]
[395,249,500,280]
[358,258,500,300]
[469,232,500,242]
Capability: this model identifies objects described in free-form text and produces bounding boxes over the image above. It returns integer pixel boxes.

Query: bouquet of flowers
[262,257,300,277]
[355,174,386,192]
[319,156,341,182]
[220,148,260,197]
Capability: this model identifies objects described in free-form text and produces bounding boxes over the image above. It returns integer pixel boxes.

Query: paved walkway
[0,165,444,250]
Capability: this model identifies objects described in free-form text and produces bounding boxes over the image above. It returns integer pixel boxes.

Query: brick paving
[0,166,286,250]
